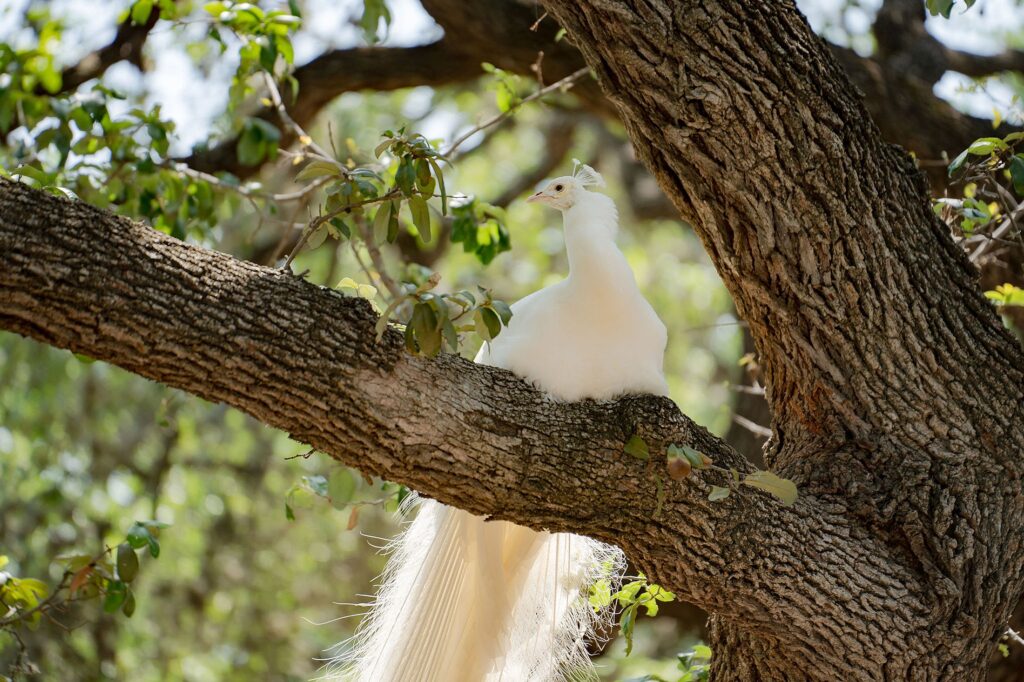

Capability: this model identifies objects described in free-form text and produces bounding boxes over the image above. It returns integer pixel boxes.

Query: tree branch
[0,178,928,656]
[44,6,162,95]
[943,47,1024,79]
[183,40,486,175]
[181,0,607,178]
[537,0,1024,675]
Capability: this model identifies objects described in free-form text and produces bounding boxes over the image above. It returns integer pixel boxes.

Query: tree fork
[0,177,938,675]
[539,0,1024,678]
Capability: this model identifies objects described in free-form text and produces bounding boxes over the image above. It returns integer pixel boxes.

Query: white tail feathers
[326,498,624,682]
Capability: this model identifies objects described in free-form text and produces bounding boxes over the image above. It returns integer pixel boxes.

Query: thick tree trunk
[0,173,982,679]
[5,0,1024,677]
[539,0,1024,678]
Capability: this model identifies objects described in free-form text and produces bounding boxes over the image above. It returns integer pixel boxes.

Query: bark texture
[538,0,1024,678]
[0,178,912,650]
[4,0,1024,677]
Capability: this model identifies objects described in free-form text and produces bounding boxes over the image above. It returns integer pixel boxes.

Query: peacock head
[526,160,605,211]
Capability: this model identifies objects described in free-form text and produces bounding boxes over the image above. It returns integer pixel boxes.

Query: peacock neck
[562,199,634,294]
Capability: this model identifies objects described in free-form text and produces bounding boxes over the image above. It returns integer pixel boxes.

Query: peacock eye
[555,184,564,192]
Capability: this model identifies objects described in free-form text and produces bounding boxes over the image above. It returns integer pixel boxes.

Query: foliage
[925,0,977,18]
[589,574,675,656]
[2,521,168,641]
[0,1,748,678]
[621,437,798,507]
[986,283,1024,307]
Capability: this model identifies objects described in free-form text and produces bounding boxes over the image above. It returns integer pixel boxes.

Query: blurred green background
[4,0,1018,679]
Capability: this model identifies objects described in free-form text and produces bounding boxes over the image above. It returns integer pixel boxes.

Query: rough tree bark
[4,0,1024,678]
[1,179,919,674]
[536,0,1024,678]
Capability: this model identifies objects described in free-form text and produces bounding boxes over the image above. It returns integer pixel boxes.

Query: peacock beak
[526,191,547,204]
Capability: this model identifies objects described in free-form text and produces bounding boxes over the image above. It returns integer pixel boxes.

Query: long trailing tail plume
[329,162,666,681]
[328,499,623,682]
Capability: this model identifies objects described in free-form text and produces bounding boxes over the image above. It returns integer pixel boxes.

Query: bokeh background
[2,0,1022,679]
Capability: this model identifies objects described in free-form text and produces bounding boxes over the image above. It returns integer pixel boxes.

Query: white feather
[328,180,668,681]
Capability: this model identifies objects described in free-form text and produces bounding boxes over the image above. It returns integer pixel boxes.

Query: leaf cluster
[0,520,168,632]
[589,574,676,656]
[375,270,513,357]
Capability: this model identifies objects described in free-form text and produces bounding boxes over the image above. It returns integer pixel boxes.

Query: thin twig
[350,240,381,293]
[443,66,590,157]
[281,191,400,270]
[0,544,111,629]
[284,447,317,461]
[269,202,307,264]
[1007,627,1024,647]
[971,201,1024,263]
[262,71,344,172]
[166,161,331,203]
[679,320,749,334]
[733,414,772,439]
[355,215,402,300]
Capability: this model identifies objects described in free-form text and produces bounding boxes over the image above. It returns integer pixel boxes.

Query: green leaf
[624,435,649,460]
[409,194,431,241]
[742,470,798,506]
[473,306,501,342]
[948,148,970,177]
[427,158,447,214]
[103,581,127,613]
[328,468,357,509]
[967,137,1006,156]
[372,201,391,243]
[395,158,416,196]
[296,160,343,181]
[621,603,638,656]
[122,589,136,617]
[359,0,392,43]
[415,158,432,188]
[441,320,458,351]
[588,579,612,611]
[116,543,139,583]
[237,125,264,166]
[284,502,295,521]
[387,199,400,243]
[411,302,441,356]
[692,644,712,659]
[925,0,954,17]
[615,579,645,605]
[1010,155,1024,196]
[306,224,328,250]
[126,523,152,550]
[648,584,675,602]
[490,300,513,325]
[708,485,730,502]
[131,0,154,25]
[669,443,709,470]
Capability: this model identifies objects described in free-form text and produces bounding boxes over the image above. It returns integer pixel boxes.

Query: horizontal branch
[943,46,1024,79]
[182,0,609,179]
[0,178,927,654]
[45,5,162,96]
[184,40,485,175]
